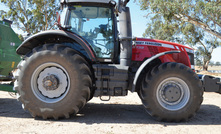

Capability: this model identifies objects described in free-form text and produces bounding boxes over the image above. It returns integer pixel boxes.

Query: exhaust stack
[119,7,132,66]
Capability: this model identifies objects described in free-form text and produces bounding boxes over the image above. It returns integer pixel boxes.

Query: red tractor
[14,0,221,121]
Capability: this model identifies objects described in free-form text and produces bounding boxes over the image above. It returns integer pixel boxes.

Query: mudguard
[16,30,96,61]
[131,50,180,92]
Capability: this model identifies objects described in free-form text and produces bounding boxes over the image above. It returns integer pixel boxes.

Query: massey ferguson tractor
[13,0,221,122]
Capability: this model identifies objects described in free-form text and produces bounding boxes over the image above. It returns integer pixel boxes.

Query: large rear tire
[14,44,92,119]
[139,62,203,122]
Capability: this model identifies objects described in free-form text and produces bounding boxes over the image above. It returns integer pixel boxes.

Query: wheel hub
[42,75,59,91]
[162,84,181,102]
[35,66,69,99]
[157,77,190,111]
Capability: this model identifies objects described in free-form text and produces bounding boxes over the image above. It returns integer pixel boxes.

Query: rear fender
[16,30,96,61]
[131,50,180,92]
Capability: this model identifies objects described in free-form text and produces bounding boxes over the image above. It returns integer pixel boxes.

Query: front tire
[14,44,92,119]
[139,62,203,122]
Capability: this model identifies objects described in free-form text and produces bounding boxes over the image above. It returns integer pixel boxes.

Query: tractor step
[100,95,111,101]
[93,64,129,99]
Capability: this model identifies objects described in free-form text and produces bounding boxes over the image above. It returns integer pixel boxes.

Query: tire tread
[14,44,92,119]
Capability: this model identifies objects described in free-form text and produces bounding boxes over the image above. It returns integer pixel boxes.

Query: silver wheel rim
[31,62,70,103]
[156,77,190,111]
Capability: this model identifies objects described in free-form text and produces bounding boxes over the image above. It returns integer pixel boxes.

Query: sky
[0,1,220,62]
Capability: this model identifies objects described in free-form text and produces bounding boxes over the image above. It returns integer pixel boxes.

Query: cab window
[68,6,114,59]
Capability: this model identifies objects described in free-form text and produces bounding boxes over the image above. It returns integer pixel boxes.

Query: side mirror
[117,0,123,13]
[116,0,130,13]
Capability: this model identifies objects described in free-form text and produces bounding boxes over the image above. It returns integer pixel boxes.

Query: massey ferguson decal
[135,41,175,49]
[135,41,162,46]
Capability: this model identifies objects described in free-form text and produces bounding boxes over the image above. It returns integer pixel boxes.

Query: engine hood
[132,38,194,69]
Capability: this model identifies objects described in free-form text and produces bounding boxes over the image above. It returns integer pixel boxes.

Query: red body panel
[132,38,194,68]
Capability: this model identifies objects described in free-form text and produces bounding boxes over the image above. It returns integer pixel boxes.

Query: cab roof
[60,0,112,4]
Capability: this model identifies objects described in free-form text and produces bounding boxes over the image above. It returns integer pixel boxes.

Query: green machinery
[0,19,21,92]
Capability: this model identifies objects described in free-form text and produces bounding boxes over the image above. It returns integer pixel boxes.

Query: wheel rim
[156,77,190,111]
[31,62,70,103]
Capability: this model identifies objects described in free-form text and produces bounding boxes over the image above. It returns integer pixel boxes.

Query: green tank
[0,19,21,80]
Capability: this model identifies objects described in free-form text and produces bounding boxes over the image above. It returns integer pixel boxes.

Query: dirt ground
[0,91,221,134]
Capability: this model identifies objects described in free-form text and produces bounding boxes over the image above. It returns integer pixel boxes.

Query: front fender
[131,50,180,92]
[16,30,96,61]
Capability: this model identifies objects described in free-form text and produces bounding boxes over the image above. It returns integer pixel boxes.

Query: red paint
[132,38,193,68]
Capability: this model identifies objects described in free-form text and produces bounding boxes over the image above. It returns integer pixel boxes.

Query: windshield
[68,6,114,58]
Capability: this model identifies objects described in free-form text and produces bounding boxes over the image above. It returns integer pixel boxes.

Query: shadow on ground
[72,102,221,125]
[0,98,32,118]
[0,97,221,125]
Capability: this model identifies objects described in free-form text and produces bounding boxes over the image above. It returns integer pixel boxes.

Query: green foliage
[139,0,221,70]
[17,34,24,41]
[1,0,59,34]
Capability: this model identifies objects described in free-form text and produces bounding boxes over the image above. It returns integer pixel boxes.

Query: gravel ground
[0,91,221,134]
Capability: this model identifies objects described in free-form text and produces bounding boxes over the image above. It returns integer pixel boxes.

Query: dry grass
[196,66,221,77]
[195,66,221,71]
[197,71,221,77]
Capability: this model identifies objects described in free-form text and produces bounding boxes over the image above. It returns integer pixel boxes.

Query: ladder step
[100,95,111,101]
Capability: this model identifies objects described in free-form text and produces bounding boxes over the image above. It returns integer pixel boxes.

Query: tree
[215,61,221,66]
[195,49,203,66]
[209,61,214,67]
[139,0,221,71]
[1,0,59,34]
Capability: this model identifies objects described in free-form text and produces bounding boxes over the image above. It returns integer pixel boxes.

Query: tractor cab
[60,0,118,61]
